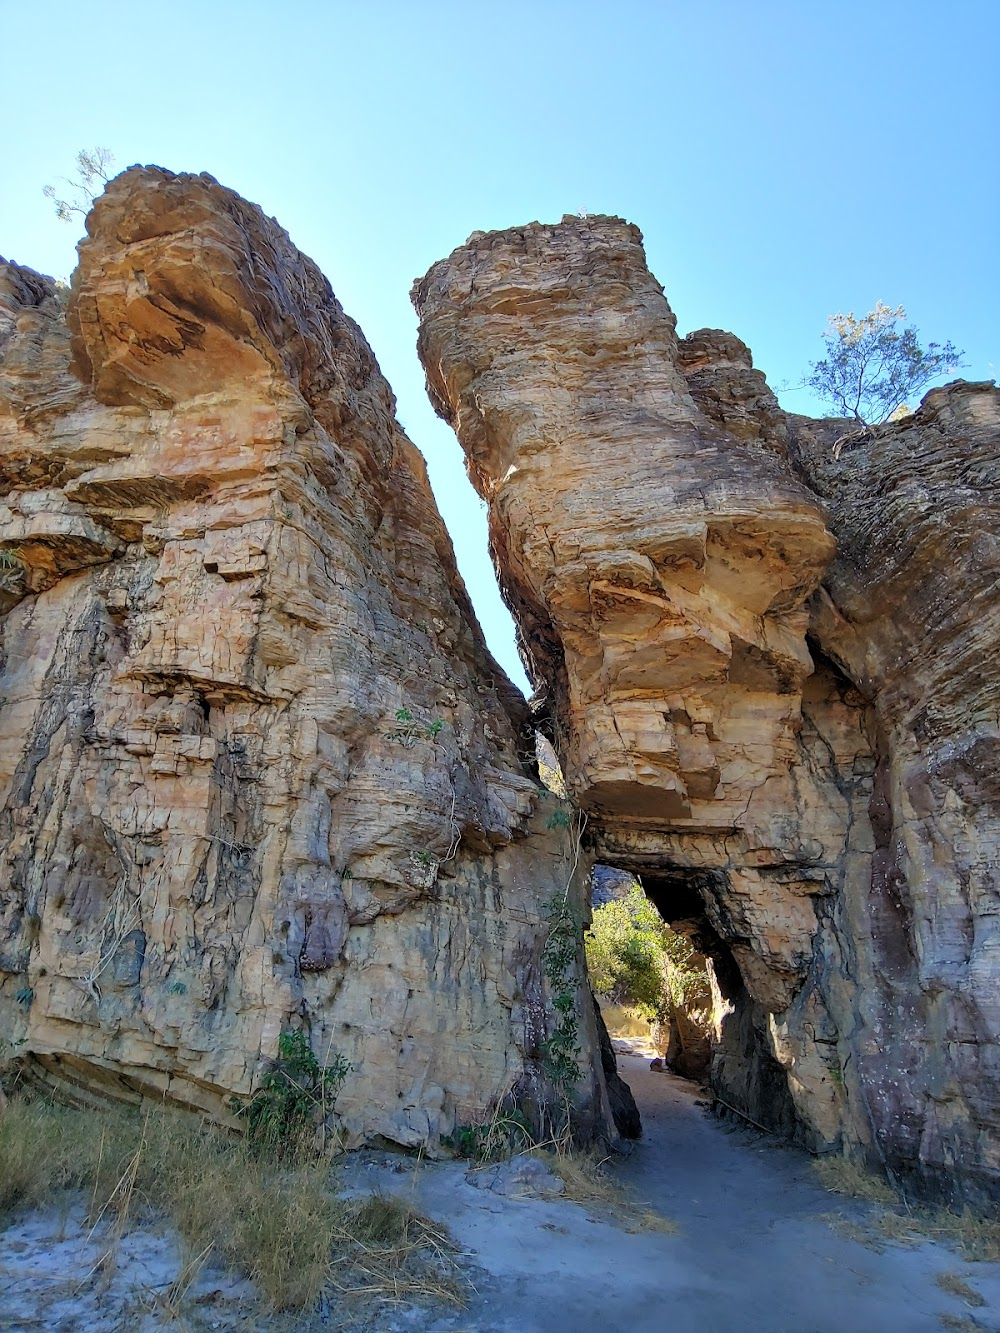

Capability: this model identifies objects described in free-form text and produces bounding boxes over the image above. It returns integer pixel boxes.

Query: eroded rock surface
[0,173,613,1149]
[414,217,1000,1197]
[793,383,1000,1195]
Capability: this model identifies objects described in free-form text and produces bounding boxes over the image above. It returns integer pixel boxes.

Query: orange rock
[0,174,620,1149]
[415,216,1000,1198]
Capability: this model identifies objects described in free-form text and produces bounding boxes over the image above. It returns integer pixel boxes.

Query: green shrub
[230,1028,349,1156]
[444,1108,535,1162]
[585,883,709,1024]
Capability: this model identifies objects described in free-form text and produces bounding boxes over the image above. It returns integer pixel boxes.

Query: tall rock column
[413,219,850,1019]
[0,173,617,1148]
[414,220,876,1162]
[415,220,835,841]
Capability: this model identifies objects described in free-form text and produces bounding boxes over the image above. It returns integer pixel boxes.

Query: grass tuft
[546,1148,676,1234]
[936,1272,986,1308]
[813,1155,1000,1264]
[812,1155,896,1206]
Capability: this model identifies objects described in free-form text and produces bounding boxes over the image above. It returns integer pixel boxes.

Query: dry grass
[874,1209,1000,1263]
[812,1155,897,1207]
[452,1089,676,1236]
[546,1148,676,1235]
[936,1272,986,1308]
[0,1094,465,1321]
[813,1154,1000,1263]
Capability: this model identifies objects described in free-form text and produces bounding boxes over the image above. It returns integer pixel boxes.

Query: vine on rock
[541,894,581,1092]
[539,806,588,1135]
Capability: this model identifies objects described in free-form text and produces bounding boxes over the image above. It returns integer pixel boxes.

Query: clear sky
[3,1,996,694]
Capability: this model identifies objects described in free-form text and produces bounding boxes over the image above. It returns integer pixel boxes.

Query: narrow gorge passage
[590,863,803,1146]
[590,1057,990,1333]
[391,1057,999,1333]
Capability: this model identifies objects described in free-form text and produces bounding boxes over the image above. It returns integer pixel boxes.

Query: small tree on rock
[807,301,963,427]
[43,147,115,222]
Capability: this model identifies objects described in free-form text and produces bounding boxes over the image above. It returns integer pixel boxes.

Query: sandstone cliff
[0,172,620,1149]
[414,218,1000,1199]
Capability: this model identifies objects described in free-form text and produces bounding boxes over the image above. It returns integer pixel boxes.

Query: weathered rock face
[0,172,618,1149]
[792,383,1000,1195]
[414,217,1000,1198]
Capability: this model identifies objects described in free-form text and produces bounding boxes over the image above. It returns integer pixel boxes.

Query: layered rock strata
[0,173,619,1148]
[414,218,1000,1198]
[793,383,1000,1195]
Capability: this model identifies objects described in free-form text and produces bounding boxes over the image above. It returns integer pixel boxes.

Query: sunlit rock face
[414,217,1000,1198]
[0,172,618,1149]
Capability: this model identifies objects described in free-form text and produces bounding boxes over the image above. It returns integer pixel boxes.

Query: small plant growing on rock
[542,895,582,1096]
[0,549,23,593]
[231,1029,349,1157]
[43,147,115,221]
[806,303,964,427]
[444,1107,535,1162]
[385,707,446,748]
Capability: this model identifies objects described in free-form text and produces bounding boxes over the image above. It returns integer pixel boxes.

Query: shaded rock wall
[793,383,1000,1195]
[413,217,1000,1197]
[0,172,614,1149]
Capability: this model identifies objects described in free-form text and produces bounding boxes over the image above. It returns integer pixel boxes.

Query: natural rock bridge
[2,169,998,1202]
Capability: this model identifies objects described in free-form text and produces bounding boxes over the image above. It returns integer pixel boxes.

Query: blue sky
[3,1,996,694]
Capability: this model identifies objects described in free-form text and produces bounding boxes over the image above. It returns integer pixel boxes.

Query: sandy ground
[0,1199,258,1331]
[367,1049,1000,1333]
[3,1053,999,1331]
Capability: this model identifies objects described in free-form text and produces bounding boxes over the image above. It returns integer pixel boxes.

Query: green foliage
[230,1029,349,1157]
[542,896,582,1092]
[14,987,34,1010]
[444,1109,534,1162]
[585,884,709,1024]
[807,302,964,426]
[385,706,446,748]
[43,147,115,222]
[546,807,571,830]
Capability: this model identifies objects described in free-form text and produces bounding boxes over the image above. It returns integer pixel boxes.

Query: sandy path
[379,1054,1000,1332]
[609,1054,999,1333]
